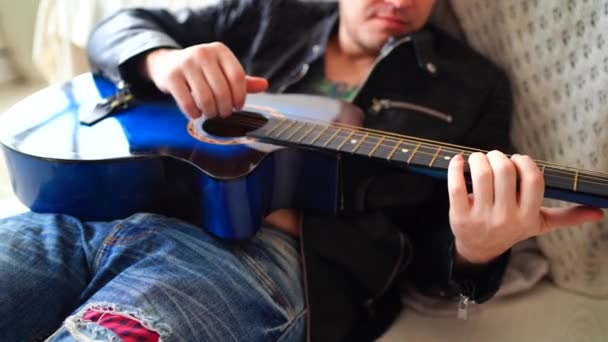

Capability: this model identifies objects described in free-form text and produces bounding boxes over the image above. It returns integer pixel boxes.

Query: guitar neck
[248,117,608,208]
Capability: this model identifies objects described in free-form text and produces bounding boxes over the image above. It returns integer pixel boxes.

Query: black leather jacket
[88,1,513,341]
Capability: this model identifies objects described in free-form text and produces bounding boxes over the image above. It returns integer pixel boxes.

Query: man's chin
[362,31,402,50]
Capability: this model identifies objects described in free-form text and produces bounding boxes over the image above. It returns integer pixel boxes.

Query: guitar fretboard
[248,117,608,201]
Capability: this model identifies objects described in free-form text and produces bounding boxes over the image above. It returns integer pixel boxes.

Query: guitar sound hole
[202,110,267,138]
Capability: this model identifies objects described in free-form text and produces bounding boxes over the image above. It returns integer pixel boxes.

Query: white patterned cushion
[450,0,608,297]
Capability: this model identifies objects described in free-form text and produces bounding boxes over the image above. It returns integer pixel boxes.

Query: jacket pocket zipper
[370,98,454,123]
[458,294,476,320]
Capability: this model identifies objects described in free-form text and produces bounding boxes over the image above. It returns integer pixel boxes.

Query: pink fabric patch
[83,309,160,342]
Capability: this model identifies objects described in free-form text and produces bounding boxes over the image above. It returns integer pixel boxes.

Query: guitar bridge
[80,87,135,126]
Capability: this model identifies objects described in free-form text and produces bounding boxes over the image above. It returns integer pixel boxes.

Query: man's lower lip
[374,17,408,29]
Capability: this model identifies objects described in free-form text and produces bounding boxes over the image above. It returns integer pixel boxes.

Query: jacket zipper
[370,98,454,123]
[336,36,415,212]
[267,35,443,339]
[458,294,476,320]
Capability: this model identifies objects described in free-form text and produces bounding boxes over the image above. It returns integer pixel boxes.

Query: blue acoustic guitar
[1,73,607,239]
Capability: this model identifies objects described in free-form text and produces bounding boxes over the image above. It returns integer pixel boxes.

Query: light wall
[0,0,42,82]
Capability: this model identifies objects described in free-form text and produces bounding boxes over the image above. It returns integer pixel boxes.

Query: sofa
[1,0,607,340]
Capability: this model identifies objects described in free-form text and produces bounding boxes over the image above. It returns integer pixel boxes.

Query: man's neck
[323,33,377,87]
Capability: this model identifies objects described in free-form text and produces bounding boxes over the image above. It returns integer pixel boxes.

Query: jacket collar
[307,10,339,62]
[384,27,439,76]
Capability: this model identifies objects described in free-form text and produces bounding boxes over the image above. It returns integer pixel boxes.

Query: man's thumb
[246,76,269,93]
[541,206,604,233]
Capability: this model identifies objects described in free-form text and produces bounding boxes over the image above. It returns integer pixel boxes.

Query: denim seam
[264,231,300,262]
[238,250,296,319]
[275,308,307,342]
[261,225,299,247]
[92,220,160,272]
[103,225,157,245]
[103,232,155,245]
[92,223,126,272]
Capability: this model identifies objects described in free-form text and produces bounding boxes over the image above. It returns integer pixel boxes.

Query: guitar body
[0,74,362,239]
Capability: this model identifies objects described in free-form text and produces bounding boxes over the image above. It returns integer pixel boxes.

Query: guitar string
[223,115,608,186]
[213,115,608,185]
[267,112,608,176]
[264,115,608,178]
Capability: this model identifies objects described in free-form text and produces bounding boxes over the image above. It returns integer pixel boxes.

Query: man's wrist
[139,48,173,81]
[453,240,499,266]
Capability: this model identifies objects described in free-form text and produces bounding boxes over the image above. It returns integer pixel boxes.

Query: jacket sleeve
[86,0,265,91]
[404,201,511,304]
[405,69,515,303]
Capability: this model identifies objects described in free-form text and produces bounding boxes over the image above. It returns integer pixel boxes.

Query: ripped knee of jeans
[61,303,170,341]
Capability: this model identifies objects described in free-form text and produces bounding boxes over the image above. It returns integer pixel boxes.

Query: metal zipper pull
[457,294,475,320]
[370,98,454,123]
[370,98,391,113]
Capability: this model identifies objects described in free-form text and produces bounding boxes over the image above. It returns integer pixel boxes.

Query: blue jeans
[0,212,305,341]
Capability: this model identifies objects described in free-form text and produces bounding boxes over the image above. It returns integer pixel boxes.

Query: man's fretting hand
[142,43,269,119]
[447,151,604,265]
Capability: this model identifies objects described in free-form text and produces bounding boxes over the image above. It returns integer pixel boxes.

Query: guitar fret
[429,146,442,167]
[354,135,378,156]
[297,124,316,143]
[352,133,368,153]
[407,143,421,164]
[341,132,369,154]
[369,136,385,157]
[431,149,460,170]
[367,137,397,159]
[387,139,402,160]
[275,120,297,138]
[265,118,287,136]
[337,130,356,150]
[284,122,305,140]
[576,172,608,198]
[311,126,330,145]
[391,141,423,164]
[323,128,342,148]
[461,151,471,173]
[543,167,577,189]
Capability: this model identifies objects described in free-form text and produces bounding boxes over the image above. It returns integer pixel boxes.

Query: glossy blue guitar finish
[0,74,347,239]
[2,74,608,240]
